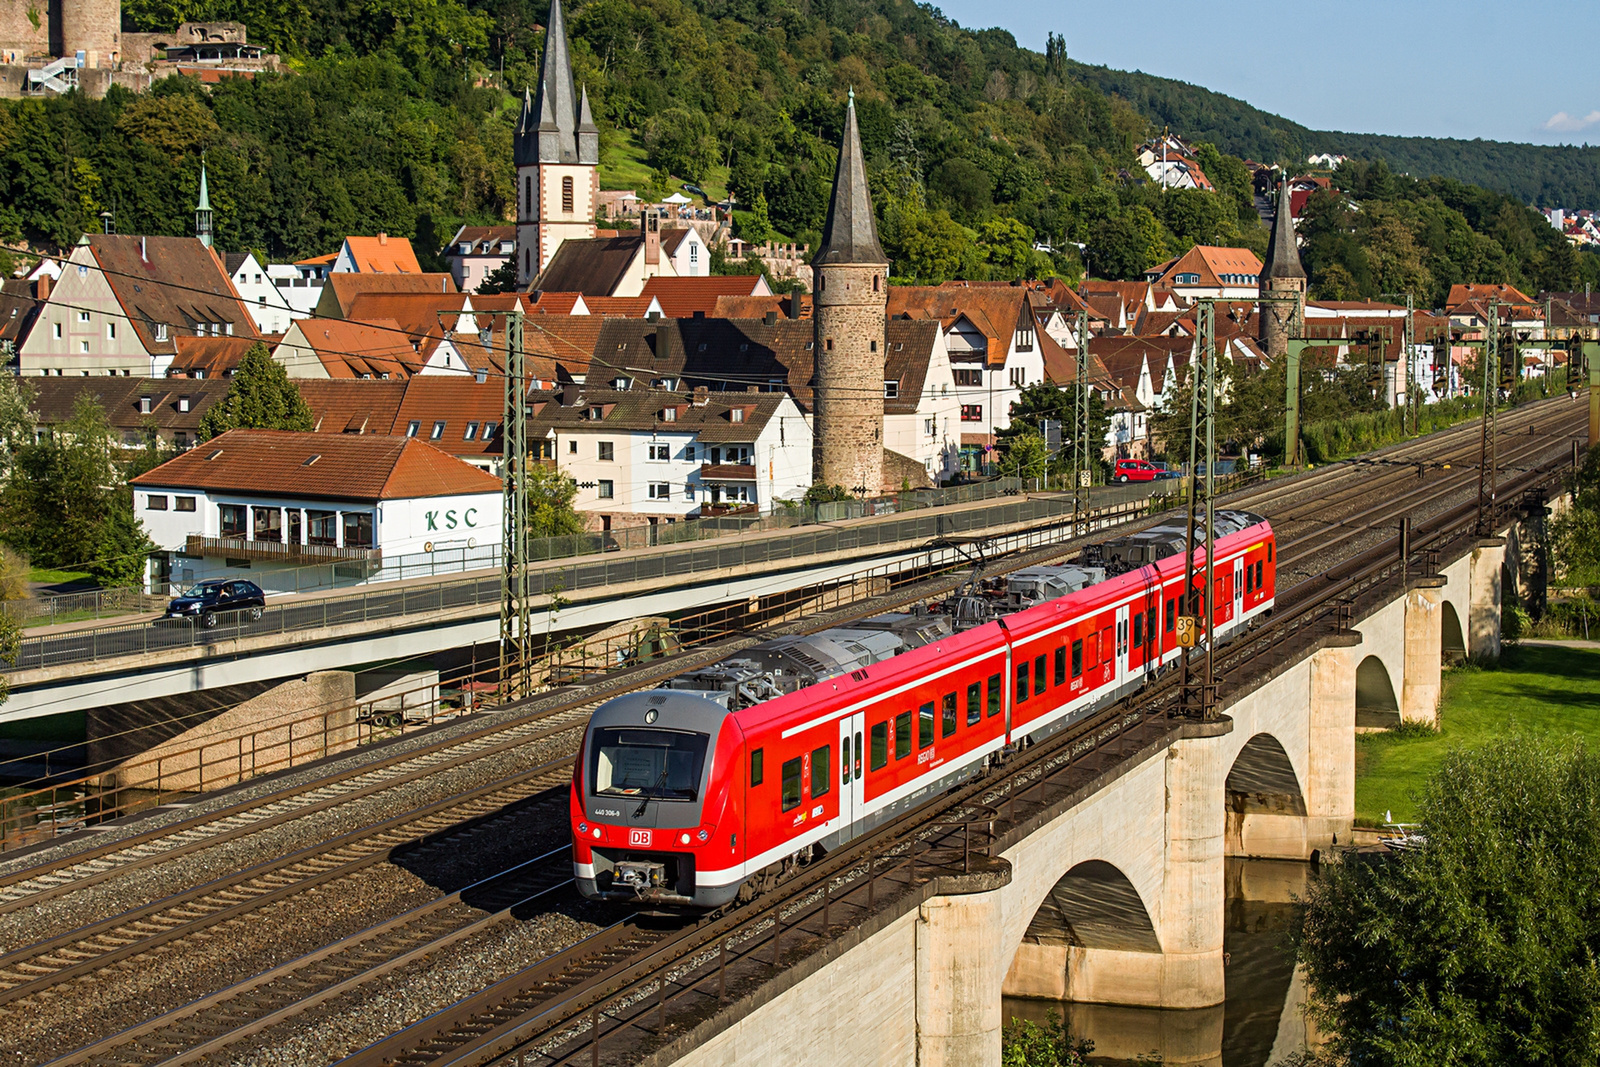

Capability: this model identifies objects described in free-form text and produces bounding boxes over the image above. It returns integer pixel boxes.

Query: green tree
[738,191,774,245]
[525,466,584,539]
[0,374,35,478]
[197,342,315,440]
[476,258,519,295]
[1295,734,1600,1067]
[977,217,1038,281]
[1552,444,1600,579]
[802,483,851,505]
[1002,1012,1092,1067]
[997,383,1109,475]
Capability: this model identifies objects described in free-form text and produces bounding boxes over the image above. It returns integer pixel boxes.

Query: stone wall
[812,262,886,492]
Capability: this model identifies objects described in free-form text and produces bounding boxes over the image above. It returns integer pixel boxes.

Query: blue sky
[932,0,1600,146]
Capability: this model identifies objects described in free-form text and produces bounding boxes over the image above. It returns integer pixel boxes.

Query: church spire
[812,88,885,266]
[515,0,597,166]
[195,156,213,249]
[1263,176,1305,281]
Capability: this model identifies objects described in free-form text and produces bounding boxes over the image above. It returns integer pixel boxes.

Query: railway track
[316,403,1588,1067]
[18,396,1587,1067]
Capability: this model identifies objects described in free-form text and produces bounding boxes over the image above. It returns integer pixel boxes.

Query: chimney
[474,368,487,383]
[140,236,147,262]
[644,208,661,267]
[378,232,388,245]
[764,310,777,326]
[559,382,580,407]
[692,385,709,406]
[788,290,802,320]
[34,275,49,302]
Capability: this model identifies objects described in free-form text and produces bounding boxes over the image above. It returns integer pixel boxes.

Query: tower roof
[813,90,886,267]
[516,0,599,167]
[1263,176,1305,282]
[196,159,211,212]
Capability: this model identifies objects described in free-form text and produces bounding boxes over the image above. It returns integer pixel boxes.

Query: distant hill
[1069,62,1600,208]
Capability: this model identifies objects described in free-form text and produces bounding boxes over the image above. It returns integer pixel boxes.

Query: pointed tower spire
[195,156,213,249]
[514,87,539,166]
[812,88,886,266]
[531,0,581,164]
[1263,176,1305,281]
[576,84,599,165]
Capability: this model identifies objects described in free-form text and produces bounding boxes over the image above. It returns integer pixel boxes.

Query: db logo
[629,829,652,847]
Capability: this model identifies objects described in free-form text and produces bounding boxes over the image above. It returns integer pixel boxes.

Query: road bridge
[4,490,1149,722]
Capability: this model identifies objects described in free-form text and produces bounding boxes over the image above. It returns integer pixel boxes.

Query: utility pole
[1074,307,1091,534]
[499,307,532,702]
[1178,299,1218,720]
[1402,293,1415,434]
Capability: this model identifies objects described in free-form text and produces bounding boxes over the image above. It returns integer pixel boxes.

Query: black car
[164,580,267,627]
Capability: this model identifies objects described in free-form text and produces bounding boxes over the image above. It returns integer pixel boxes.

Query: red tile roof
[279,319,421,379]
[639,276,769,318]
[131,429,501,501]
[342,235,423,274]
[320,273,458,318]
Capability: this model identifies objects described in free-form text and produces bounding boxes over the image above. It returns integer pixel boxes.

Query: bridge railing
[12,485,1158,672]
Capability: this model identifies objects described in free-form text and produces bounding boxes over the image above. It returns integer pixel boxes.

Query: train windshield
[590,728,710,801]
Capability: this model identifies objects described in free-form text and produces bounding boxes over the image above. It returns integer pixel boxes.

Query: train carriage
[572,510,1275,908]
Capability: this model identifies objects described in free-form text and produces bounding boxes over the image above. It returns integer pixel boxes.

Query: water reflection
[1004,859,1312,1066]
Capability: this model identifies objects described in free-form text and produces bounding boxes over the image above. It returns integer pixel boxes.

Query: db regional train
[571,510,1276,908]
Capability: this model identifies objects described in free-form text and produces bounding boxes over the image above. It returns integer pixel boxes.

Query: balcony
[185,535,382,565]
[699,463,756,481]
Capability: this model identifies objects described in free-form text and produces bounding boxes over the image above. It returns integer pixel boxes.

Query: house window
[174,432,189,450]
[562,176,574,213]
[252,506,283,543]
[648,443,670,461]
[883,380,899,399]
[648,482,670,500]
[431,420,446,440]
[598,441,614,461]
[342,512,374,549]
[689,244,698,265]
[463,421,480,441]
[53,323,61,340]
[175,496,196,512]
[569,440,578,454]
[307,510,337,545]
[954,368,982,387]
[220,504,247,538]
[960,404,983,422]
[611,377,630,390]
[598,480,614,499]
[406,420,420,437]
[78,311,89,324]
[155,324,168,341]
[1016,327,1034,351]
[482,421,498,440]
[1010,367,1025,387]
[924,418,936,436]
[78,341,89,354]
[684,444,696,462]
[730,408,744,423]
[147,494,168,511]
[107,322,116,340]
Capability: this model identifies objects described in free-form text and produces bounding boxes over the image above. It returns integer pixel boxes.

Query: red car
[1114,459,1162,482]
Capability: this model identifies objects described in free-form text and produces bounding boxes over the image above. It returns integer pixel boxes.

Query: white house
[130,429,503,591]
[223,251,302,336]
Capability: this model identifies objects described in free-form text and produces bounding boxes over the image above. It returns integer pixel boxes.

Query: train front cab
[572,691,745,909]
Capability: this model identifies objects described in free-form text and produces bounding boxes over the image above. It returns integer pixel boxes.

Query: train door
[840,712,864,835]
[1115,604,1130,680]
[1233,557,1245,627]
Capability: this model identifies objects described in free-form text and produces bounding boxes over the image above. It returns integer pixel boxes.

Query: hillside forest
[0,0,1595,307]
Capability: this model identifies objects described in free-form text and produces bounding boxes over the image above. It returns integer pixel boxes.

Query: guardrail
[11,485,1158,673]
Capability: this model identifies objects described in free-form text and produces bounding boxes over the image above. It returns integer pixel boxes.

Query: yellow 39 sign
[1175,615,1199,648]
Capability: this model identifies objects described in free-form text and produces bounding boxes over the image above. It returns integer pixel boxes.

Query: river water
[1004,858,1315,1066]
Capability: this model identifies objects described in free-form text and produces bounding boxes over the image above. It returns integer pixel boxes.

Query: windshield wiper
[633,768,669,819]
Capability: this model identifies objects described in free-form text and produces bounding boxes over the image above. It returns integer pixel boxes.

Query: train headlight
[678,832,692,846]
[591,827,602,839]
[696,829,709,842]
[577,822,588,834]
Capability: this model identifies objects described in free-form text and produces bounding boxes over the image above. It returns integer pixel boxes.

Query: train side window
[871,722,889,769]
[1054,646,1067,686]
[1166,597,1176,632]
[942,692,958,737]
[919,702,936,748]
[841,736,851,785]
[966,682,982,726]
[1016,660,1029,703]
[987,673,1002,716]
[1132,612,1144,648]
[1256,560,1264,588]
[1245,564,1254,593]
[1072,638,1083,676]
[1147,607,1157,642]
[750,748,764,788]
[781,757,802,811]
[1268,544,1273,562]
[811,745,831,798]
[894,712,912,760]
[1034,654,1046,695]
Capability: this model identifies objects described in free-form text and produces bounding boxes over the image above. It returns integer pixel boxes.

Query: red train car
[573,510,1275,907]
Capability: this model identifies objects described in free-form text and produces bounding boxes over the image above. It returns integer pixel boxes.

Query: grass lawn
[28,567,93,588]
[1354,642,1600,826]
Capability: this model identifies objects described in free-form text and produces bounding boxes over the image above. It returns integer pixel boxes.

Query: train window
[1132,612,1144,648]
[894,712,912,760]
[1054,647,1067,686]
[942,693,957,737]
[811,745,831,798]
[1071,638,1083,676]
[1016,661,1029,703]
[781,757,802,811]
[1268,544,1273,562]
[841,736,850,785]
[855,731,862,779]
[987,673,1002,716]
[1147,607,1157,643]
[919,702,935,748]
[750,748,764,788]
[1256,561,1264,588]
[1166,597,1176,632]
[1034,655,1046,696]
[871,722,889,769]
[966,682,982,726]
[1245,564,1253,593]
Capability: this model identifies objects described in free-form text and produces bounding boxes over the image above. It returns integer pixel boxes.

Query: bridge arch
[1355,653,1400,729]
[1016,859,1162,953]
[1441,601,1467,662]
[1224,732,1307,858]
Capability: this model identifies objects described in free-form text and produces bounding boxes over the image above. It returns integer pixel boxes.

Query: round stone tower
[812,90,888,495]
[1258,175,1306,362]
[59,0,122,62]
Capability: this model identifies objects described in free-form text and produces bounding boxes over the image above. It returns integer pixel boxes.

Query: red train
[572,510,1275,907]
